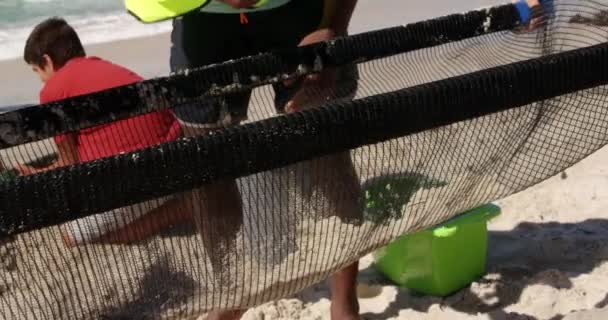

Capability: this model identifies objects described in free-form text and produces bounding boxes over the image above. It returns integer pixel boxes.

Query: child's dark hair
[23,17,86,69]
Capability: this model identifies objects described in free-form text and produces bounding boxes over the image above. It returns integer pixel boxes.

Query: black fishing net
[1,0,608,319]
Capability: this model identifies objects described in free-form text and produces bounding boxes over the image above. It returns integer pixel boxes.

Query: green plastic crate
[373,204,501,297]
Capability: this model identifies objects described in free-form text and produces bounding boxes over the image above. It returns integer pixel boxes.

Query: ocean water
[0,0,171,61]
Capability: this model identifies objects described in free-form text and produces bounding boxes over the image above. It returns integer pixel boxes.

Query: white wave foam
[21,0,54,3]
[0,12,172,61]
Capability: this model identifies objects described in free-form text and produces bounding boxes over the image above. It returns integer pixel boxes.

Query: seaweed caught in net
[1,1,608,319]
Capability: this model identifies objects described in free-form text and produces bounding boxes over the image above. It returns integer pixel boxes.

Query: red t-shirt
[40,57,182,162]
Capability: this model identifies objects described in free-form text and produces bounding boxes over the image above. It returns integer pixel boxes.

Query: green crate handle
[433,204,501,237]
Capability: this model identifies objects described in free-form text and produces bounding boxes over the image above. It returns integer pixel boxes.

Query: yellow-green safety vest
[202,0,291,13]
[125,0,292,23]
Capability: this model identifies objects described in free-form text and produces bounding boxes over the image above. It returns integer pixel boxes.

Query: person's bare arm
[16,134,79,175]
[320,0,358,35]
[284,0,358,112]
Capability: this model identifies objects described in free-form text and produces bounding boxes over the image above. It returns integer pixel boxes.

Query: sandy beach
[2,0,608,319]
[236,145,608,320]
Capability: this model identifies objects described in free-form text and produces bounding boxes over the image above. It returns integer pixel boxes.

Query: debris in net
[361,173,446,225]
[0,236,16,271]
[483,13,492,33]
[570,10,608,26]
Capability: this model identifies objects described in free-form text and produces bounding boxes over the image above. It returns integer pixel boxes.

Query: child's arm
[514,0,544,31]
[17,86,80,175]
[16,134,79,175]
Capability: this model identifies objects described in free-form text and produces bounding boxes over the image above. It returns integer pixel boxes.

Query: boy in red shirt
[19,17,187,246]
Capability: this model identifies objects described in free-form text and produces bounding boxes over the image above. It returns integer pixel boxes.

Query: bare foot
[330,262,361,320]
[330,301,360,320]
[206,309,245,320]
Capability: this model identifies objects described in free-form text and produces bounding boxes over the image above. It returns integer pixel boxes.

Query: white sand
[234,145,608,320]
[6,145,608,320]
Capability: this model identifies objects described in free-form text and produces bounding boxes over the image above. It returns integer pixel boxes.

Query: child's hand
[514,0,545,32]
[525,0,540,6]
[15,164,35,176]
[527,0,545,30]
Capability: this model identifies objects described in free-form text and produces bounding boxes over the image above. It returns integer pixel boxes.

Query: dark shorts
[170,0,358,127]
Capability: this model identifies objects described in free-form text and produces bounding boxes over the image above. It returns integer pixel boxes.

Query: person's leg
[171,13,252,318]
[276,63,362,320]
[177,120,246,318]
[330,261,360,320]
[173,2,361,318]
[312,153,362,320]
[320,150,362,320]
[205,309,246,320]
[182,140,244,275]
[171,130,245,320]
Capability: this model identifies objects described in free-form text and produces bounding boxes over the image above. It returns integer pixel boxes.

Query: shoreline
[0,32,172,106]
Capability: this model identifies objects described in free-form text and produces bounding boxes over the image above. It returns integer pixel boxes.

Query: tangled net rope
[1,0,608,318]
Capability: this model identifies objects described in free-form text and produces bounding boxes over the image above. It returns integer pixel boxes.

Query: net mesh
[2,1,608,319]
